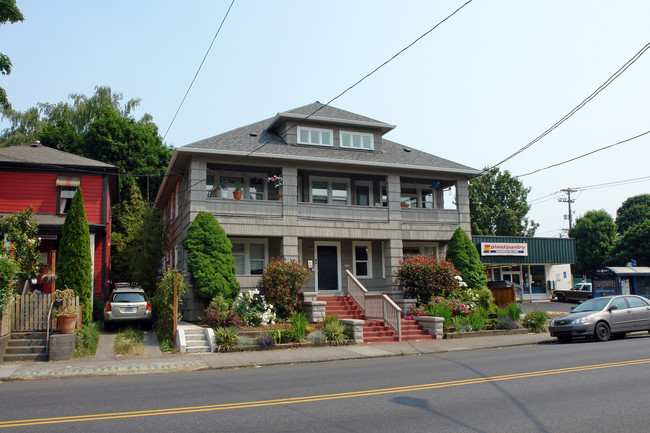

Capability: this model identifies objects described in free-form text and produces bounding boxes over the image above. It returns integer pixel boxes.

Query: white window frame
[58,187,77,215]
[230,239,269,275]
[400,183,437,209]
[207,171,268,200]
[297,126,333,146]
[353,181,374,206]
[340,131,374,150]
[352,242,372,279]
[309,176,351,205]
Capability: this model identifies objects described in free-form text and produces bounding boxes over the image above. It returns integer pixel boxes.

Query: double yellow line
[2,358,649,428]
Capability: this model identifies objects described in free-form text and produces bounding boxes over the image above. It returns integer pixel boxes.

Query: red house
[0,142,118,298]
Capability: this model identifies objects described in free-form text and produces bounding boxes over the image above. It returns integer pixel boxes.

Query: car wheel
[557,336,572,343]
[594,322,610,342]
[557,293,566,302]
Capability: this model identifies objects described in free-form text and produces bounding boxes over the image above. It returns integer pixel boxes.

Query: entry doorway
[315,242,341,291]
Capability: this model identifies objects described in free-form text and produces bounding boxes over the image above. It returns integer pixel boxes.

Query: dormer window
[340,131,374,150]
[297,127,333,146]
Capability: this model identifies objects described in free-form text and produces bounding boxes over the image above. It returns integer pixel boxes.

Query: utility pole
[558,188,577,230]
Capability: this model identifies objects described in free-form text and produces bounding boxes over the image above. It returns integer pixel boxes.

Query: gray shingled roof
[182,102,478,173]
[0,143,116,169]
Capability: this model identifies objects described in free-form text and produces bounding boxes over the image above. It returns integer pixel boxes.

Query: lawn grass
[114,327,145,356]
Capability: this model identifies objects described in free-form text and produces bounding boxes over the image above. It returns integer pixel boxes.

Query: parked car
[103,283,152,331]
[549,295,650,343]
[552,282,592,302]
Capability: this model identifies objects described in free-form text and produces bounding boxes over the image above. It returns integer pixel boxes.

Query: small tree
[181,211,239,302]
[57,189,93,325]
[445,227,487,290]
[0,257,18,313]
[0,207,42,288]
[257,258,311,319]
[396,255,460,305]
[151,269,186,348]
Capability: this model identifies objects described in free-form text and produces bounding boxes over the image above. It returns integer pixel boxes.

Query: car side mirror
[609,305,618,311]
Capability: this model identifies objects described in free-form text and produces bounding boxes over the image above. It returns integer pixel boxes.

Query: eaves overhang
[266,112,397,135]
[176,147,482,177]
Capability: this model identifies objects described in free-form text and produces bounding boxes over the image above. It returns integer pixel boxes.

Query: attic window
[297,127,333,146]
[340,131,374,150]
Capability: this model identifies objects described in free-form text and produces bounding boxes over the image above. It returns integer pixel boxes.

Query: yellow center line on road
[2,358,650,428]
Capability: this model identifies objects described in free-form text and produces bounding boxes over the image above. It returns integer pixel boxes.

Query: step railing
[346,270,402,341]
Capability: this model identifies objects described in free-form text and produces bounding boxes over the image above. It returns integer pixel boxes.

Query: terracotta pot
[233,190,243,200]
[401,203,409,208]
[57,314,76,334]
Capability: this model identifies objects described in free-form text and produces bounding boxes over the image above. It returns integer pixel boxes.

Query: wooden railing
[1,294,80,332]
[346,270,402,341]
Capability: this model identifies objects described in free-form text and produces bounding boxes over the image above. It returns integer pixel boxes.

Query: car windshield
[112,292,146,303]
[572,297,610,312]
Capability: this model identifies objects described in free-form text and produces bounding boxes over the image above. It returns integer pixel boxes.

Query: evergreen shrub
[396,255,460,304]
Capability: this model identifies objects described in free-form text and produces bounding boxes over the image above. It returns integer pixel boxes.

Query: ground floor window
[402,243,438,258]
[353,242,372,278]
[231,239,268,275]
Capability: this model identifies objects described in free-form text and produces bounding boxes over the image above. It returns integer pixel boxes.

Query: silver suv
[103,283,152,330]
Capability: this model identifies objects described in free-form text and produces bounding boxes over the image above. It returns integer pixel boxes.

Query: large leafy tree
[1,86,172,201]
[607,219,650,267]
[615,194,650,235]
[469,167,539,236]
[568,210,616,277]
[111,182,168,295]
[57,189,93,326]
[0,0,24,110]
[182,212,240,302]
[445,227,487,290]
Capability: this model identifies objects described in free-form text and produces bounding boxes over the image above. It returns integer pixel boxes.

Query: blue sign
[593,279,617,297]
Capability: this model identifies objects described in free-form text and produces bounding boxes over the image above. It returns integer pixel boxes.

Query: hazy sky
[3,1,649,236]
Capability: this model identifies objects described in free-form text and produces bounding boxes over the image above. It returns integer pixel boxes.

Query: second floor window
[310,177,349,205]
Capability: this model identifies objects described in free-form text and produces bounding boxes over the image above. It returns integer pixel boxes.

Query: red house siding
[0,170,112,297]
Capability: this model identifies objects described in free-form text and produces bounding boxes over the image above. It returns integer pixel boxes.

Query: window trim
[309,176,351,205]
[352,242,372,279]
[340,131,374,151]
[402,243,439,259]
[230,238,269,276]
[297,126,334,147]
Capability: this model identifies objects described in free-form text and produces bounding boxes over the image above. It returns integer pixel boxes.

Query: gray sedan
[549,295,650,342]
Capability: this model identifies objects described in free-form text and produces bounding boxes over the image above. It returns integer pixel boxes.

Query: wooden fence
[0,294,81,335]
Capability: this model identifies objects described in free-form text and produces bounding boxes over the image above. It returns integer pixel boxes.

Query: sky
[2,0,649,237]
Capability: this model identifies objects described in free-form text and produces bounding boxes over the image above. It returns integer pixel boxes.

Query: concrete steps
[177,326,213,353]
[3,331,48,362]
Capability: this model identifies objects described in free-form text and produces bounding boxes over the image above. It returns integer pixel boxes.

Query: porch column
[281,236,299,262]
[385,238,403,290]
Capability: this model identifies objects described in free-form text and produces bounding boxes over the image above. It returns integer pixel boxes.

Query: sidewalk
[0,332,555,381]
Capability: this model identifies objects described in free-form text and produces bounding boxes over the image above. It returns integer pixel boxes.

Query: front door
[502,271,522,301]
[315,243,340,291]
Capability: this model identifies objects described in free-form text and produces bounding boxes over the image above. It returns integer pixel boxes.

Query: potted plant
[267,175,282,189]
[54,287,77,334]
[401,200,410,208]
[217,178,229,198]
[233,182,245,200]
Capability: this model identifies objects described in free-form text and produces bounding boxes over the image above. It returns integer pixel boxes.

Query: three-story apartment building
[155,103,481,320]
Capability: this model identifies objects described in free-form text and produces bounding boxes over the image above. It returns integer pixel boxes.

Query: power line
[490,41,650,170]
[162,0,236,141]
[517,129,650,177]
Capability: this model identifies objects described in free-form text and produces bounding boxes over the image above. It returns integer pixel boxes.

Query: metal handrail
[345,270,402,341]
[45,299,62,354]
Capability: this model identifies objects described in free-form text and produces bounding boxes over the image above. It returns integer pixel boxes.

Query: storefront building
[472,236,576,301]
[592,267,650,298]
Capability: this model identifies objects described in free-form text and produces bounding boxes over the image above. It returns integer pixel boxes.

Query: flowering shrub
[233,289,276,326]
[256,331,275,347]
[404,303,426,320]
[396,255,460,304]
[203,296,243,329]
[267,175,282,188]
[257,258,311,319]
